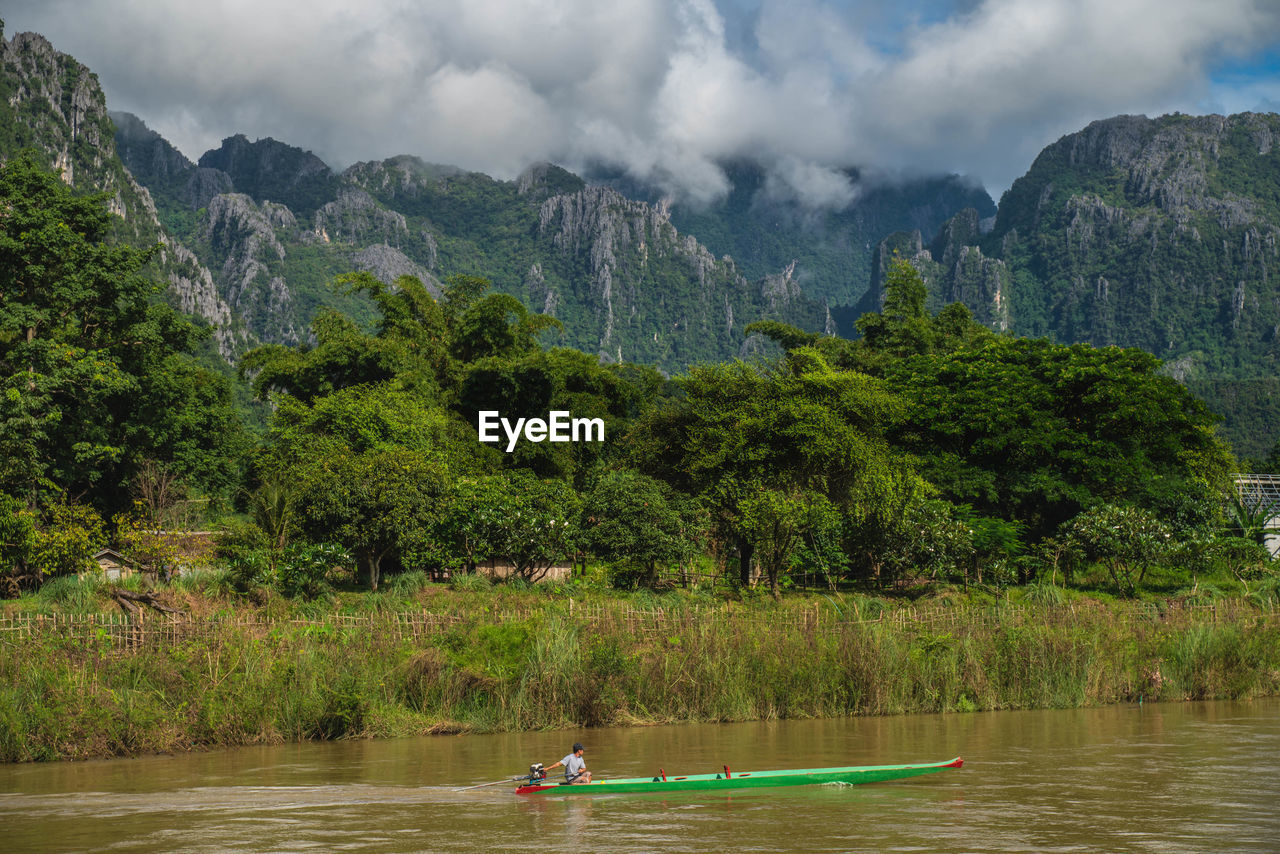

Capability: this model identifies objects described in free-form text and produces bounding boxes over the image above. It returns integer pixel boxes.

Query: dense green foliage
[0,153,248,518]
[0,154,1266,607]
[883,338,1232,539]
[748,260,1240,591]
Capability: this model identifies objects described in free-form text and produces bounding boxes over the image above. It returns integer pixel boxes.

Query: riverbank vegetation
[3,579,1279,762]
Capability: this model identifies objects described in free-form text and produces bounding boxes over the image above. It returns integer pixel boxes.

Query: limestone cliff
[873,112,1280,456]
[534,185,786,363]
[0,30,244,357]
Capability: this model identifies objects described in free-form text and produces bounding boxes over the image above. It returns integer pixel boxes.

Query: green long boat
[514,756,963,795]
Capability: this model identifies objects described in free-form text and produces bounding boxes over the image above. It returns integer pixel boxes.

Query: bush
[226,551,270,591]
[36,574,102,611]
[29,503,106,578]
[1062,504,1173,596]
[214,520,269,567]
[277,543,350,599]
[450,572,492,592]
[385,569,431,597]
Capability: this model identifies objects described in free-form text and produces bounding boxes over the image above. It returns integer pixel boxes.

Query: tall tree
[582,469,704,587]
[884,336,1235,539]
[629,347,927,585]
[293,441,449,591]
[0,151,246,513]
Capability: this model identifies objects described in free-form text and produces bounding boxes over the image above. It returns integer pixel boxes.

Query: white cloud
[4,0,1279,202]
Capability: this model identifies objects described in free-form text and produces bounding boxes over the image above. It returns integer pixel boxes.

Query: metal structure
[1234,474,1280,557]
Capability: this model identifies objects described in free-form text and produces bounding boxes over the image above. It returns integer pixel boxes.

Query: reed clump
[2,595,1278,762]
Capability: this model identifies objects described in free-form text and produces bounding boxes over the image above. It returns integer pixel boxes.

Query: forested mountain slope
[3,25,999,374]
[868,113,1280,458]
[0,27,245,359]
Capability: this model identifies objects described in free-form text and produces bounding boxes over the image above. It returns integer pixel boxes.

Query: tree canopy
[0,150,248,515]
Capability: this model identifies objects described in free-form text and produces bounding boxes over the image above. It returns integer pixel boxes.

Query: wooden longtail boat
[514,756,963,795]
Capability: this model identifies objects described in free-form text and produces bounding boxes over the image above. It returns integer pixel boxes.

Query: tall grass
[2,603,1278,762]
[33,575,104,613]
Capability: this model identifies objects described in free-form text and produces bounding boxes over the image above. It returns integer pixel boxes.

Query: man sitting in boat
[546,743,591,784]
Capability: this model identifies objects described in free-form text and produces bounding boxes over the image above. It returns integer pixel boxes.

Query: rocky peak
[197,192,299,343]
[341,155,463,198]
[2,29,243,358]
[1000,112,1280,236]
[761,260,801,310]
[198,134,336,216]
[111,112,236,212]
[1,30,110,186]
[516,161,586,197]
[111,110,193,178]
[312,187,410,246]
[929,208,982,269]
[201,193,290,261]
[351,244,440,295]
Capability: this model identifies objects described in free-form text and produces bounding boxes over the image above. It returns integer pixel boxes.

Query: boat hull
[515,757,963,795]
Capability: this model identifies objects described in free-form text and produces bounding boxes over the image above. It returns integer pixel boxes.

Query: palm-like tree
[1226,491,1280,548]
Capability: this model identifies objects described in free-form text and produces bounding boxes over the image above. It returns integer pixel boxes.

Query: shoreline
[4,589,1279,763]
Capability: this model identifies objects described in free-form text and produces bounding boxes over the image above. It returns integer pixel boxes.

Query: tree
[582,469,704,588]
[849,258,991,371]
[1224,488,1280,550]
[0,493,36,596]
[492,473,581,582]
[0,151,248,514]
[845,492,972,588]
[436,475,514,575]
[453,292,561,364]
[260,383,497,477]
[114,502,183,582]
[294,443,449,590]
[884,337,1235,540]
[28,502,106,579]
[737,488,837,596]
[248,472,297,574]
[1063,504,1173,596]
[239,272,561,407]
[1264,439,1280,474]
[456,347,657,481]
[629,347,927,585]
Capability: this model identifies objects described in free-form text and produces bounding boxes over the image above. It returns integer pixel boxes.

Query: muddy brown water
[2,698,1278,852]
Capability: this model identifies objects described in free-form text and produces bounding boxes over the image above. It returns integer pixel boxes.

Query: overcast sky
[6,0,1280,205]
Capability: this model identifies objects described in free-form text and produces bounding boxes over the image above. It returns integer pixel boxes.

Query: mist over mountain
[587,158,995,311]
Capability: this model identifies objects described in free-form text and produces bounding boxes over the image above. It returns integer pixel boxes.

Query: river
[2,698,1278,852]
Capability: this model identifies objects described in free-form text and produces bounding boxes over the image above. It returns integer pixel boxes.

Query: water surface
[3,699,1278,852]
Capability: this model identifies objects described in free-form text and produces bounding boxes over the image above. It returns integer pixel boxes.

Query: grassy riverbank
[3,578,1280,762]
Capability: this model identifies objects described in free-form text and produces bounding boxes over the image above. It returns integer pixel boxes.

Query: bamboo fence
[2,596,1275,651]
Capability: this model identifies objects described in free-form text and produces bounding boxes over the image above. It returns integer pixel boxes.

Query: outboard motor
[528,762,547,781]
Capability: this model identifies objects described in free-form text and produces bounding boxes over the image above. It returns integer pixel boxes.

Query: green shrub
[450,572,492,592]
[36,574,102,611]
[277,543,349,599]
[386,569,431,597]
